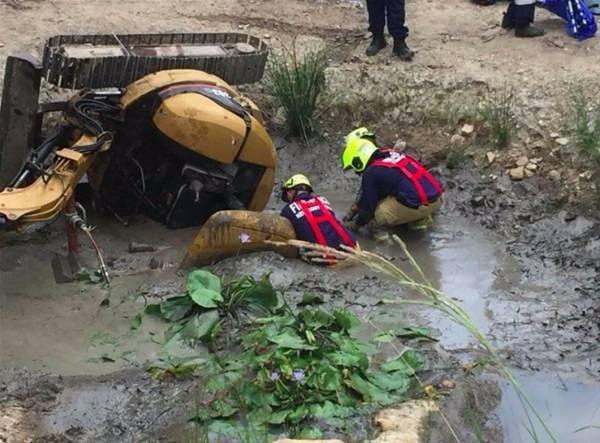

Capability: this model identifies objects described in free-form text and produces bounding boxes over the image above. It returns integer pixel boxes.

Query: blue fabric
[538,0,597,39]
[280,194,355,249]
[355,164,441,226]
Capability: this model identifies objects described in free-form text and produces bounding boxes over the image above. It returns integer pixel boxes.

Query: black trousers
[505,2,536,28]
[366,0,409,39]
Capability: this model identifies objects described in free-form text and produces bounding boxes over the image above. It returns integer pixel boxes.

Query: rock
[524,168,534,178]
[450,134,465,145]
[460,124,475,136]
[550,132,560,139]
[509,166,525,181]
[471,195,485,207]
[263,34,271,39]
[565,212,578,222]
[526,163,537,171]
[371,400,436,443]
[272,107,286,125]
[149,257,162,270]
[393,139,407,150]
[516,156,529,167]
[0,43,4,48]
[128,242,156,253]
[530,157,543,164]
[555,137,569,146]
[486,151,496,165]
[548,170,561,181]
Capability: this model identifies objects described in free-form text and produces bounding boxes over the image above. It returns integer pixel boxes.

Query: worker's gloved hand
[345,219,360,232]
[343,211,355,223]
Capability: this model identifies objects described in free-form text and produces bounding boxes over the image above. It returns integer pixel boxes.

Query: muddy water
[0,218,200,376]
[497,372,600,443]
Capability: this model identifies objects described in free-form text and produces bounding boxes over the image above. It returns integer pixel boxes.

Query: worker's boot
[501,12,514,29]
[515,25,545,38]
[366,33,386,56]
[393,38,414,62]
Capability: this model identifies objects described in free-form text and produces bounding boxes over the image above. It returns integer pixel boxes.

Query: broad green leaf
[164,322,184,343]
[180,311,220,341]
[344,373,396,405]
[380,350,424,375]
[367,370,411,393]
[294,426,324,439]
[329,351,363,368]
[301,308,334,330]
[205,420,240,438]
[333,309,359,331]
[394,327,438,342]
[240,274,278,309]
[317,366,342,392]
[159,296,194,321]
[311,401,354,419]
[297,292,324,306]
[187,270,223,308]
[210,398,238,418]
[130,313,142,330]
[287,404,309,424]
[144,303,161,316]
[268,329,316,350]
[267,409,291,424]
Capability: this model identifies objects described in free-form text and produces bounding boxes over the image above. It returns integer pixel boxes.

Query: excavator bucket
[181,210,298,268]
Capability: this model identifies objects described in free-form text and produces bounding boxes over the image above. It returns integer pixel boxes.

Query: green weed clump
[569,86,600,163]
[479,85,516,148]
[145,270,426,439]
[267,44,327,141]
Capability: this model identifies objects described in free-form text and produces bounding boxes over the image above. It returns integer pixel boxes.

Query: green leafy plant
[267,42,327,141]
[569,86,600,163]
[145,270,278,346]
[479,85,516,148]
[193,304,423,436]
[148,355,206,380]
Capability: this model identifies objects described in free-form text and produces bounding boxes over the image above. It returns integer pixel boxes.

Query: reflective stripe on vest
[296,197,355,248]
[371,152,444,206]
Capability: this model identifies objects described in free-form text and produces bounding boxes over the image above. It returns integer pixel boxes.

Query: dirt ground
[1,0,599,442]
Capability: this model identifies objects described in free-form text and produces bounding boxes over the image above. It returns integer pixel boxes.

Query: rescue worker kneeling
[280,174,356,263]
[341,128,444,233]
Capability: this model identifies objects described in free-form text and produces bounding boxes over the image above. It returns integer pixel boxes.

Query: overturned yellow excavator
[0,33,297,273]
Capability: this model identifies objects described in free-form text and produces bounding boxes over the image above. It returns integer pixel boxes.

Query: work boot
[366,33,386,56]
[501,13,514,30]
[515,25,545,38]
[393,38,414,62]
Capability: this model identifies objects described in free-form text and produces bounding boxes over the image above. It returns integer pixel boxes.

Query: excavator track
[42,32,269,89]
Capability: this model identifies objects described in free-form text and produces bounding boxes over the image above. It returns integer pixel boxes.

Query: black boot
[366,33,386,56]
[393,38,414,62]
[501,12,514,29]
[515,25,545,38]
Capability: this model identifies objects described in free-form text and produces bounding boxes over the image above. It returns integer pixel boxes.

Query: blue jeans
[367,0,409,39]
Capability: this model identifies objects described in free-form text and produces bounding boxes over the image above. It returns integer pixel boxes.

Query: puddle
[496,371,600,443]
[324,192,513,350]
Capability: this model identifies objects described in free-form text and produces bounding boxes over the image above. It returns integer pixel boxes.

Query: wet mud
[1,138,599,442]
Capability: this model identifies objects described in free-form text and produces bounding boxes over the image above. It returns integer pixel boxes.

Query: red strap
[372,154,443,206]
[297,198,355,248]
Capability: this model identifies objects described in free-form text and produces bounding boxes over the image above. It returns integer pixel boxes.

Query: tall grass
[569,86,600,163]
[266,43,327,142]
[270,237,557,443]
[480,85,516,149]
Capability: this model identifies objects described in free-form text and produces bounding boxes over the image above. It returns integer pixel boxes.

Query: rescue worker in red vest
[280,174,356,253]
[341,128,444,233]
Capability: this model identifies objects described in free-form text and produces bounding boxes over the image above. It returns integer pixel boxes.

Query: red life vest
[296,197,355,248]
[371,151,444,206]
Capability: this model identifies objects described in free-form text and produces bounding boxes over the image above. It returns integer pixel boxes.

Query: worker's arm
[353,170,380,228]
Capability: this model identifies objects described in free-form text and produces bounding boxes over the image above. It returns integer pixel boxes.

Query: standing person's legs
[385,0,413,61]
[366,0,387,56]
[503,1,544,37]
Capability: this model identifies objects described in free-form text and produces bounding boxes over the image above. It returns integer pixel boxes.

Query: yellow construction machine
[0,33,296,280]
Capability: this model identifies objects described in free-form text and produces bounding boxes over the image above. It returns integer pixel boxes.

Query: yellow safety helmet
[341,138,378,173]
[282,174,312,191]
[281,174,313,202]
[344,127,376,144]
